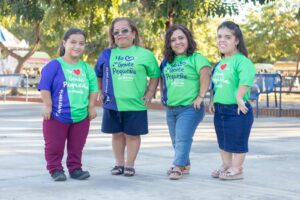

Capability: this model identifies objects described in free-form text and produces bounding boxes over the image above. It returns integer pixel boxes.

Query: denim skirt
[214,102,254,153]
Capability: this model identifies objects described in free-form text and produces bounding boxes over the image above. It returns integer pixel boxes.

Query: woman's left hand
[143,90,154,106]
[88,106,97,120]
[193,96,203,110]
[236,97,248,115]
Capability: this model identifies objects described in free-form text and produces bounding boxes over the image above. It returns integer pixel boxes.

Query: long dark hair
[163,25,197,63]
[108,17,141,48]
[58,28,86,56]
[217,21,248,57]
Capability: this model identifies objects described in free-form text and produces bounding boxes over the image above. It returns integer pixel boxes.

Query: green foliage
[0,0,280,67]
[242,0,300,63]
[0,0,45,23]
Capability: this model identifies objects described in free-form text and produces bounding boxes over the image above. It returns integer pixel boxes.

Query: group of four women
[38,17,255,182]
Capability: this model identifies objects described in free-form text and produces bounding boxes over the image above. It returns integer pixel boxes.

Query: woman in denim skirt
[160,25,211,180]
[209,21,256,180]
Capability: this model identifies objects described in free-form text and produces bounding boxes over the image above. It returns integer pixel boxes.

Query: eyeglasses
[112,29,131,36]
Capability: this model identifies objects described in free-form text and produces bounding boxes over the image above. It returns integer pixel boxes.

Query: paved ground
[0,102,300,200]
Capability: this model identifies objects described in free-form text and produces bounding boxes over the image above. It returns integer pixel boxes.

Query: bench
[0,74,22,102]
[250,73,282,117]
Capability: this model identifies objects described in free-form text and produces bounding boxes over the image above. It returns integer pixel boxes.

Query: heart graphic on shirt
[73,69,81,75]
[220,64,227,70]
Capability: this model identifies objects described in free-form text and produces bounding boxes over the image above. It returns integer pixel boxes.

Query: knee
[112,132,125,139]
[125,135,140,142]
[45,143,64,154]
[175,138,193,144]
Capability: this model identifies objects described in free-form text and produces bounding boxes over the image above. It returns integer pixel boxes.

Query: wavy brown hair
[163,25,197,63]
[108,17,141,48]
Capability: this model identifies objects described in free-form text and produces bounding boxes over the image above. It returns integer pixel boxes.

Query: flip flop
[211,166,228,178]
[167,166,190,175]
[169,167,182,180]
[124,167,135,177]
[219,168,243,180]
[111,166,124,175]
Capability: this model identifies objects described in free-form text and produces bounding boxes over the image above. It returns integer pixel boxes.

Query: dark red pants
[43,117,90,174]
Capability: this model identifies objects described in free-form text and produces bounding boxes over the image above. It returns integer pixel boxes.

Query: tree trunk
[288,48,300,93]
[1,23,42,95]
[165,7,174,30]
[14,23,41,74]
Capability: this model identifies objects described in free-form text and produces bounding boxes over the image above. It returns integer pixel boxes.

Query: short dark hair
[163,25,197,63]
[58,28,86,56]
[217,21,248,57]
[108,17,141,48]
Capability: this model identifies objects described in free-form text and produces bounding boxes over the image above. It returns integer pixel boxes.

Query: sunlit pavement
[0,102,300,200]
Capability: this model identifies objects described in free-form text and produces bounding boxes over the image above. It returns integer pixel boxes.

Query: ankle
[221,164,230,170]
[229,166,243,173]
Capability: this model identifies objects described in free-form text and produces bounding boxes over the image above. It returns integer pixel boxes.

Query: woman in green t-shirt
[161,25,211,180]
[95,17,160,177]
[209,21,256,180]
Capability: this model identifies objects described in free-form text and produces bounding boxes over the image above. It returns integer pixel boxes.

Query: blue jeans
[166,103,205,166]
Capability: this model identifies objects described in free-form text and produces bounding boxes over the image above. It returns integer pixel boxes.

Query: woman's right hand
[42,105,52,120]
[208,102,215,113]
[97,93,103,103]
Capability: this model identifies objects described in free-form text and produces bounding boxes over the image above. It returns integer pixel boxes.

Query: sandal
[111,166,124,175]
[169,167,182,180]
[219,168,243,180]
[167,166,190,175]
[211,166,228,178]
[124,167,135,177]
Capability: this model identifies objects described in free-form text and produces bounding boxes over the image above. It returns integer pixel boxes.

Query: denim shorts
[214,102,254,153]
[101,108,148,136]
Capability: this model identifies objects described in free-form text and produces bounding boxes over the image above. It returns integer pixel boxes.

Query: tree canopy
[0,0,293,76]
[242,0,300,63]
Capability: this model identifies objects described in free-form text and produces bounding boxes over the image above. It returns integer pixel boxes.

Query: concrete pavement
[0,102,300,200]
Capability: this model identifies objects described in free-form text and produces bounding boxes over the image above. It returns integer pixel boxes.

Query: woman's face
[217,27,239,57]
[170,29,188,56]
[113,20,136,49]
[63,33,85,58]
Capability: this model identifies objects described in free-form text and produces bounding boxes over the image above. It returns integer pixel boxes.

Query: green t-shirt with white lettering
[212,53,256,104]
[110,46,160,111]
[161,53,211,106]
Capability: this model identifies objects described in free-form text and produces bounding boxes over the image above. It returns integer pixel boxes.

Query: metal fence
[281,75,300,93]
[0,73,29,102]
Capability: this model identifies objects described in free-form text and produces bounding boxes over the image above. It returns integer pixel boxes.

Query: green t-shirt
[212,53,256,104]
[109,46,160,111]
[161,52,211,106]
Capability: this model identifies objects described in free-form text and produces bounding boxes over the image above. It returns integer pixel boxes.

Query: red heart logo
[73,69,81,75]
[220,64,227,70]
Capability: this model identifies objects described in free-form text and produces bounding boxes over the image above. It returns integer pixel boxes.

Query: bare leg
[220,149,232,168]
[124,134,141,168]
[112,132,126,166]
[232,153,246,171]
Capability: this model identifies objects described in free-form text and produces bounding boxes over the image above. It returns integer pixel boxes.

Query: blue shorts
[214,102,254,153]
[101,108,148,136]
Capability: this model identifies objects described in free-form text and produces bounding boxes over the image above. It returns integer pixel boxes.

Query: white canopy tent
[0,25,28,49]
[0,25,30,74]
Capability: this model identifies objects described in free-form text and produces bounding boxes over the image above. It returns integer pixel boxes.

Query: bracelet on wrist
[198,95,205,99]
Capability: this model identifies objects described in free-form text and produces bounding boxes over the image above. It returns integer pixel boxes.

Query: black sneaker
[51,170,67,181]
[69,169,90,180]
